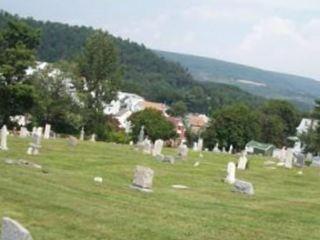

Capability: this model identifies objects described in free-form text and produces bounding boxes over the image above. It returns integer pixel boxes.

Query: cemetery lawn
[1,137,320,240]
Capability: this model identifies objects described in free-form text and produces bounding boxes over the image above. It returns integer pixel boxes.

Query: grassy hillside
[0,137,319,239]
[0,10,263,113]
[156,50,320,110]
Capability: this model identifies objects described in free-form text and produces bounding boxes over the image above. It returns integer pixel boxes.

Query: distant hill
[0,10,263,114]
[155,50,320,110]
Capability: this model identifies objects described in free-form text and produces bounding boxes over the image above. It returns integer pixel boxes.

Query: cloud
[231,17,320,79]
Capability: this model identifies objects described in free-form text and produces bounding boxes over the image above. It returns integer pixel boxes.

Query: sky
[1,0,320,80]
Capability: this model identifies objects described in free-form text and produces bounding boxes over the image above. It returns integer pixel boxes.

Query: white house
[296,118,318,135]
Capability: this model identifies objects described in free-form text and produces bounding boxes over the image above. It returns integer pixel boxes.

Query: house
[296,118,318,135]
[245,140,275,156]
[136,100,168,115]
[185,114,209,134]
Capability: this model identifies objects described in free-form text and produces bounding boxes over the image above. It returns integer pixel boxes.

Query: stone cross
[79,127,85,141]
[225,162,236,184]
[132,165,154,190]
[237,151,248,170]
[0,125,8,151]
[43,124,51,139]
[152,139,164,156]
[1,217,33,240]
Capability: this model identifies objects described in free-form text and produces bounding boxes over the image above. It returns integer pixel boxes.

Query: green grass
[0,137,320,239]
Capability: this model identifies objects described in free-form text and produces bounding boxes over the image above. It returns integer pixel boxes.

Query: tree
[260,100,299,136]
[0,20,40,85]
[203,104,261,150]
[167,101,188,117]
[259,114,285,147]
[0,20,40,125]
[30,62,83,134]
[129,108,177,142]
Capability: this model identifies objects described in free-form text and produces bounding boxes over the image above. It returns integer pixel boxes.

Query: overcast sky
[1,0,320,80]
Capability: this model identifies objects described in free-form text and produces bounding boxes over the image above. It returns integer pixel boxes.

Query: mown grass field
[0,136,320,240]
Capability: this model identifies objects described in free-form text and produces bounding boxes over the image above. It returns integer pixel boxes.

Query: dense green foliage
[0,18,40,125]
[203,100,300,150]
[156,50,320,111]
[129,109,177,142]
[0,11,264,114]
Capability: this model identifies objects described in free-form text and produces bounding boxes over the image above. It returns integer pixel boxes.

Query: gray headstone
[1,217,33,240]
[132,165,154,189]
[225,162,236,184]
[163,155,175,164]
[152,139,164,156]
[177,143,188,159]
[233,180,254,195]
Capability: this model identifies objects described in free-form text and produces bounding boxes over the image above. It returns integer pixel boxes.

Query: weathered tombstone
[19,127,29,138]
[163,155,175,164]
[131,165,154,192]
[233,180,254,195]
[43,124,51,139]
[279,147,287,162]
[68,136,78,147]
[228,145,233,154]
[294,153,305,168]
[36,127,43,138]
[222,147,226,153]
[284,149,293,169]
[79,127,85,141]
[177,143,188,159]
[31,127,37,136]
[0,125,8,151]
[197,138,203,152]
[1,217,33,240]
[27,133,41,155]
[306,153,313,162]
[237,151,248,170]
[225,162,236,184]
[129,141,134,146]
[142,138,152,154]
[311,156,320,167]
[213,143,220,153]
[152,139,164,156]
[90,134,96,142]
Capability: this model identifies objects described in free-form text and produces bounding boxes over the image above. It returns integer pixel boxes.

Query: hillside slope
[0,10,263,114]
[1,137,320,239]
[156,50,320,110]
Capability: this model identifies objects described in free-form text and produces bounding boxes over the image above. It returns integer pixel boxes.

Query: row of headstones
[192,140,234,154]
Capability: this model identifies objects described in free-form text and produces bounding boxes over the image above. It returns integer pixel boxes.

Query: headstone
[193,142,198,151]
[152,139,164,156]
[237,151,248,170]
[129,141,133,146]
[142,138,152,154]
[138,125,145,143]
[233,180,254,195]
[79,127,85,141]
[31,127,37,136]
[284,149,293,169]
[132,165,154,191]
[311,156,320,167]
[225,162,236,184]
[90,134,96,142]
[279,147,287,162]
[1,217,33,240]
[0,125,8,151]
[27,133,41,155]
[172,185,189,189]
[177,143,188,159]
[19,127,29,138]
[197,138,203,152]
[43,124,51,139]
[155,154,165,162]
[293,153,304,168]
[306,153,313,161]
[36,127,43,138]
[68,136,78,147]
[228,145,233,154]
[163,155,175,164]
[222,147,226,153]
[213,143,220,153]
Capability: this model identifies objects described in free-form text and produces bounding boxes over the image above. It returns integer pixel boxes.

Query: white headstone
[36,127,43,138]
[213,143,220,153]
[222,147,226,153]
[193,142,198,151]
[228,145,233,154]
[0,125,8,151]
[31,127,37,135]
[19,127,29,138]
[43,124,51,139]
[285,149,294,169]
[197,138,203,152]
[27,133,41,155]
[152,139,164,156]
[1,217,33,240]
[79,127,85,141]
[225,162,236,184]
[177,143,188,159]
[237,151,248,170]
[132,165,154,189]
[90,134,96,142]
[142,138,152,154]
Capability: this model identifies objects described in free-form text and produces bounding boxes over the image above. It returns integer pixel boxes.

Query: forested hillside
[156,50,320,110]
[0,10,263,114]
